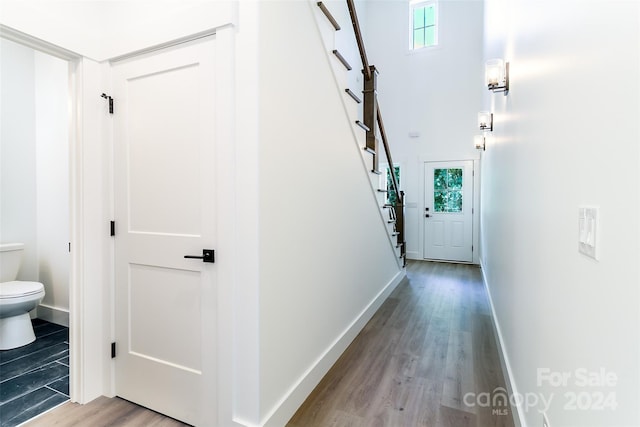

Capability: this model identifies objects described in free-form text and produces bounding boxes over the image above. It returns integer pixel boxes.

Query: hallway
[20,261,516,427]
[288,261,515,427]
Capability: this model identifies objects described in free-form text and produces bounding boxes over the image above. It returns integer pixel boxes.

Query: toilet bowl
[0,243,46,350]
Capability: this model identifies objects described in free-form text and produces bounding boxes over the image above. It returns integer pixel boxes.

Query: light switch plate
[578,206,599,260]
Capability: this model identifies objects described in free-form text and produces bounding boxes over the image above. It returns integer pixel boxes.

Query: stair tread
[345,88,362,103]
[317,2,341,31]
[355,120,370,132]
[333,50,352,70]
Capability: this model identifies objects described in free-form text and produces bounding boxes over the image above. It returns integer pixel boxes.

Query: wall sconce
[474,134,486,151]
[486,59,509,94]
[478,111,493,131]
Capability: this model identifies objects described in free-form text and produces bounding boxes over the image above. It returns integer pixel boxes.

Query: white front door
[113,38,217,425]
[424,161,473,262]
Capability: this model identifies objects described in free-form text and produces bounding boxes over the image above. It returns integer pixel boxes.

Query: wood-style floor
[22,396,188,427]
[22,261,514,427]
[287,260,516,427]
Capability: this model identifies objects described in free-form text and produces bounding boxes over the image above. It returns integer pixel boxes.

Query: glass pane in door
[433,168,463,213]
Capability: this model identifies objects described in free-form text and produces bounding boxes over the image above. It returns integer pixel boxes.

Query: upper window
[410,1,437,50]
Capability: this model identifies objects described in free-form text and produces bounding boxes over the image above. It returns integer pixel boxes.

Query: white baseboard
[259,269,406,427]
[479,259,526,427]
[37,303,70,327]
[406,251,420,260]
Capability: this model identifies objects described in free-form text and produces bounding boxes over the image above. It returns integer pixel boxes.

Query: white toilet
[0,243,46,350]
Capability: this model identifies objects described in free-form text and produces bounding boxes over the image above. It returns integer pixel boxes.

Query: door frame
[421,157,480,264]
[0,24,88,401]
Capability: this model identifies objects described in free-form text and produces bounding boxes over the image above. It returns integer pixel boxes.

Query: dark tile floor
[0,319,69,427]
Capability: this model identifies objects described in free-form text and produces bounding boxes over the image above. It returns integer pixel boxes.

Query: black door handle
[425,214,431,218]
[184,249,215,263]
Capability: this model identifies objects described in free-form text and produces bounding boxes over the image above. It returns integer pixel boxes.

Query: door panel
[127,64,201,235]
[451,221,464,247]
[424,161,473,262]
[113,38,216,426]
[128,264,201,371]
[432,221,445,247]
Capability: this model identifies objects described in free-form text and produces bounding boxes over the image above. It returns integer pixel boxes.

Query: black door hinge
[110,221,115,236]
[111,342,117,358]
[101,93,114,114]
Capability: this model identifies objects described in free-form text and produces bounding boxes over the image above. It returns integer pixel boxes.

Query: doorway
[423,160,474,263]
[0,36,72,425]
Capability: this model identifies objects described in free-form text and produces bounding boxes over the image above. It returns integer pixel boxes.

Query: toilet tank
[0,243,25,282]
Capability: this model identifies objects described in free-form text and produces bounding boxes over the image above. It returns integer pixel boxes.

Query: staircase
[312,0,406,267]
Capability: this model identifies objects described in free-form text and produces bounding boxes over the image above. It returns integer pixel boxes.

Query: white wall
[481,1,640,426]
[255,1,403,425]
[0,38,38,280]
[35,50,70,317]
[365,0,484,261]
[1,39,70,322]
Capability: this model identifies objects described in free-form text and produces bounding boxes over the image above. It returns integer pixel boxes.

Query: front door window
[433,168,463,213]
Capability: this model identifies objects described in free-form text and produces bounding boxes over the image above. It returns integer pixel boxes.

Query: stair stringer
[309,0,404,264]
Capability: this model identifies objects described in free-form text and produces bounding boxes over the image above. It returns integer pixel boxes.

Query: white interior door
[424,161,473,262]
[113,38,216,426]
